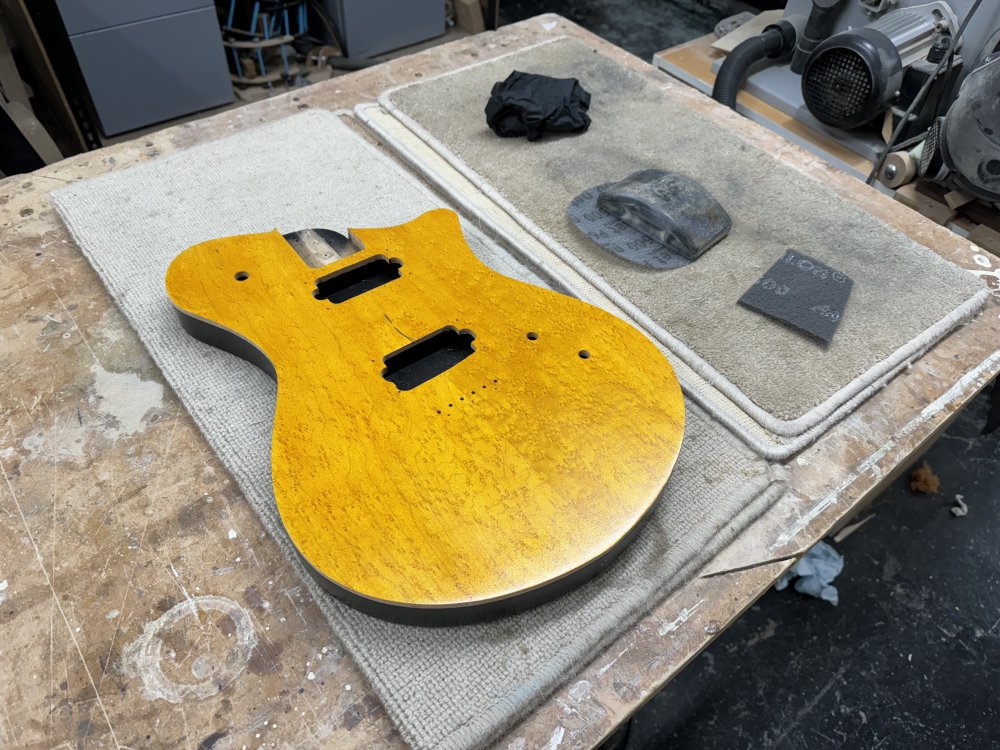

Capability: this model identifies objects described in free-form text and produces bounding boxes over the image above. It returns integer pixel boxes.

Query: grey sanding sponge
[568,169,731,268]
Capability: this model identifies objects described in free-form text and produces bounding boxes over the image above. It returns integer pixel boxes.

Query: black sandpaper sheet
[738,250,853,343]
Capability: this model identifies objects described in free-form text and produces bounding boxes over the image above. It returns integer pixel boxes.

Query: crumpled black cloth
[484,71,591,141]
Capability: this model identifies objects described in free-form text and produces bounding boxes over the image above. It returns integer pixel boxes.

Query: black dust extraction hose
[790,0,848,74]
[712,22,797,110]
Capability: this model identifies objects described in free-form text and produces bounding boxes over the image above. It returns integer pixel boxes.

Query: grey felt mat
[382,37,988,434]
[52,110,784,750]
[356,103,944,460]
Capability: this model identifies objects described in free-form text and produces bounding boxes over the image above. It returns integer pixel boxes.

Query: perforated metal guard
[919,119,941,177]
[803,47,874,127]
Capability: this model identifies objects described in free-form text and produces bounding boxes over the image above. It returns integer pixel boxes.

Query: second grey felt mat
[52,109,785,750]
[382,37,987,430]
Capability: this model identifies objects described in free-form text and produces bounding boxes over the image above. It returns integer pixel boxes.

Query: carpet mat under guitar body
[53,110,786,750]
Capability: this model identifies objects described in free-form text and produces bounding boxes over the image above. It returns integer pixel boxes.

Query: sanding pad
[568,184,691,269]
[568,170,731,269]
[739,250,854,343]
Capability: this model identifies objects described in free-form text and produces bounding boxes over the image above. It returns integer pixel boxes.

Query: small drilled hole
[579,350,590,359]
[987,159,1000,176]
[526,331,539,340]
[234,271,249,281]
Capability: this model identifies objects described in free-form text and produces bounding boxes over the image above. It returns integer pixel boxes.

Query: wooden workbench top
[1,14,998,750]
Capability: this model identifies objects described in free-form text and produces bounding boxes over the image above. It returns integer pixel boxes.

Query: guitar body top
[166,209,684,623]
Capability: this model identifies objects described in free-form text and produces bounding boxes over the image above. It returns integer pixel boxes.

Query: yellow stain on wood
[166,209,684,611]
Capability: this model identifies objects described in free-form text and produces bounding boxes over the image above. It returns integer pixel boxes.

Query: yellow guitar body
[166,209,684,623]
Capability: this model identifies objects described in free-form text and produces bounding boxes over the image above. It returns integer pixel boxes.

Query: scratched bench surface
[2,15,999,750]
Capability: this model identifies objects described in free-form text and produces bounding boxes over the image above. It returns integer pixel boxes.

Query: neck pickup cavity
[314,255,402,304]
